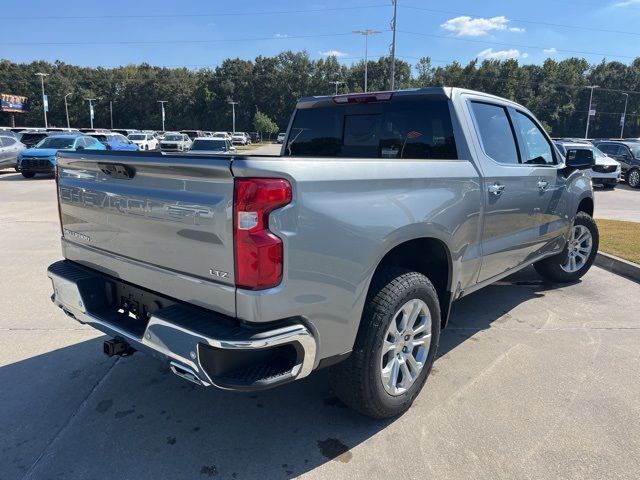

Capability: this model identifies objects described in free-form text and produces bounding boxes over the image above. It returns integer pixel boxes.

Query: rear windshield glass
[285,96,458,159]
[36,137,76,149]
[129,134,146,140]
[164,135,182,141]
[191,139,227,151]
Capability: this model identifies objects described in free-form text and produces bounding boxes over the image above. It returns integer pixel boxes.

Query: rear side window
[285,97,458,159]
[470,102,519,165]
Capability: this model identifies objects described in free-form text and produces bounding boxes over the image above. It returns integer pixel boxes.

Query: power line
[10,4,389,20]
[399,30,637,60]
[0,31,386,47]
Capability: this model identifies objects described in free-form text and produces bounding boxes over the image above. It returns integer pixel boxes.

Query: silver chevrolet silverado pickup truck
[48,88,598,418]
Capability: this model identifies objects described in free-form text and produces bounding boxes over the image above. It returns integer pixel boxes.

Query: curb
[595,252,640,284]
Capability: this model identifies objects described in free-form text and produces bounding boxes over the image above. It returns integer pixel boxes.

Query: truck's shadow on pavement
[1,267,570,480]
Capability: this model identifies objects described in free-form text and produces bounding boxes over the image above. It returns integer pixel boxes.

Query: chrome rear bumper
[47,260,317,390]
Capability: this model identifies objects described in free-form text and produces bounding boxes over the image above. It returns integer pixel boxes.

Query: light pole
[329,81,345,95]
[353,29,382,92]
[157,100,168,131]
[389,0,398,90]
[109,101,114,129]
[620,93,629,139]
[584,85,599,139]
[229,101,238,133]
[84,98,96,129]
[64,93,72,129]
[35,73,49,128]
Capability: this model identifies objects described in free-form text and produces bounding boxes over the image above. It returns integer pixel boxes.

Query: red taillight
[333,91,394,104]
[234,178,292,290]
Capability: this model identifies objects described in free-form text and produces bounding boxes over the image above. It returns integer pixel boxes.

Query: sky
[2,0,640,70]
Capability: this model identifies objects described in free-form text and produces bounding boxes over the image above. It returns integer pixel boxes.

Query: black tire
[21,171,35,178]
[627,168,640,189]
[534,212,599,283]
[329,268,441,419]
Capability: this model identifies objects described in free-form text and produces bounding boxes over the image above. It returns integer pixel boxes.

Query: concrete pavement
[1,169,639,480]
[594,183,640,222]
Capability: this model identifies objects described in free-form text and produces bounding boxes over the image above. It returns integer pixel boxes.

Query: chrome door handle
[488,183,505,196]
[537,180,549,191]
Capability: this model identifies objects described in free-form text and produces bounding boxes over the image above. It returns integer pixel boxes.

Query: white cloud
[544,47,558,54]
[477,48,525,61]
[615,0,640,6]
[441,16,524,37]
[318,49,348,58]
[273,33,288,38]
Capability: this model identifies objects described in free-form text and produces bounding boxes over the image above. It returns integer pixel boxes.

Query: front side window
[470,102,519,165]
[285,96,458,159]
[513,111,555,165]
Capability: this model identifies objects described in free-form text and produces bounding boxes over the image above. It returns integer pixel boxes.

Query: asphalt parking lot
[1,168,639,480]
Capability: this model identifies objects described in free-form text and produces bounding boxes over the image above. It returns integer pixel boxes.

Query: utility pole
[229,100,238,133]
[35,73,49,128]
[157,100,168,131]
[329,81,345,95]
[584,85,599,139]
[109,101,114,129]
[353,29,382,92]
[64,93,72,129]
[84,98,96,129]
[389,0,398,91]
[620,93,629,139]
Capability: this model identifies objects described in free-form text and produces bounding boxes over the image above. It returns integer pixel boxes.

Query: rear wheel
[21,171,35,178]
[627,168,640,189]
[534,212,599,283]
[329,268,441,419]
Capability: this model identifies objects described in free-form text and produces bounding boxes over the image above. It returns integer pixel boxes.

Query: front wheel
[329,268,441,419]
[627,168,640,189]
[534,212,599,283]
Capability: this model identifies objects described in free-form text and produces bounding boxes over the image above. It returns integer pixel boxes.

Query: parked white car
[231,132,249,145]
[554,141,621,189]
[0,134,26,169]
[128,133,159,151]
[212,131,232,141]
[159,132,192,152]
[277,132,286,143]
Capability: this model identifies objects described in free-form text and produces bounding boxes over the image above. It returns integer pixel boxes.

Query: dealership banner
[1,93,29,113]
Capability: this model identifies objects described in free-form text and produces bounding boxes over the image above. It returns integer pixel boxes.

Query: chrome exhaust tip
[169,362,206,386]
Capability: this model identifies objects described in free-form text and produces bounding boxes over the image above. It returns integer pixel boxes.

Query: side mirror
[565,148,595,170]
[76,145,85,151]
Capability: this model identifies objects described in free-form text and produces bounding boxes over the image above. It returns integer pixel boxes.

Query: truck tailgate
[56,151,236,315]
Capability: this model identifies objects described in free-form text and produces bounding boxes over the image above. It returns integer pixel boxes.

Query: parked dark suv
[593,140,640,188]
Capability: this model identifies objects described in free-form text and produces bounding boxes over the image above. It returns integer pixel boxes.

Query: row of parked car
[552,137,640,189]
[0,126,254,178]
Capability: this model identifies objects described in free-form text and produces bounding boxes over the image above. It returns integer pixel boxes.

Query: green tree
[253,111,278,141]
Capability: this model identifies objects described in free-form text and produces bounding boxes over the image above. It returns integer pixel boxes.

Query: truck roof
[296,87,530,110]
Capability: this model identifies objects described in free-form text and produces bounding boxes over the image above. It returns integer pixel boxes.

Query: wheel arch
[366,237,454,330]
[577,196,594,217]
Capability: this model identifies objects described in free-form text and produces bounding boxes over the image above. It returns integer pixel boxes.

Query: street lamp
[228,100,238,133]
[64,93,72,129]
[157,100,168,131]
[35,73,49,128]
[84,98,96,129]
[329,81,345,95]
[584,85,599,139]
[620,93,629,139]
[353,29,382,92]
